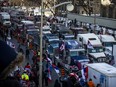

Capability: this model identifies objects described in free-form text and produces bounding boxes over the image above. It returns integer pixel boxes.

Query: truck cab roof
[21,20,34,25]
[86,63,116,76]
[98,35,116,42]
[78,33,102,46]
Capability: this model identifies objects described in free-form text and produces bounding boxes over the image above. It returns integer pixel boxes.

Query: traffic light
[61,68,65,76]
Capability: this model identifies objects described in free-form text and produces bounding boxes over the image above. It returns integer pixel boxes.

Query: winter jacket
[88,81,95,87]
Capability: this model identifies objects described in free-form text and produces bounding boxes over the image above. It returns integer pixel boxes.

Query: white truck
[0,12,11,27]
[97,35,116,57]
[86,63,116,87]
[42,25,51,34]
[77,33,106,63]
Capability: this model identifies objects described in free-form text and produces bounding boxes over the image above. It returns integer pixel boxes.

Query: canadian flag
[59,42,65,51]
[81,65,88,80]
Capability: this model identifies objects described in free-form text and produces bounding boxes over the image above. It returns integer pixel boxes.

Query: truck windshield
[70,50,85,57]
[70,51,78,56]
[26,24,35,29]
[3,19,10,21]
[65,36,75,40]
[43,29,50,31]
[88,46,103,53]
[49,40,59,44]
[104,42,113,47]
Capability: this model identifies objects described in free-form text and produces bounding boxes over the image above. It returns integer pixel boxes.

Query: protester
[25,63,31,74]
[88,78,95,87]
[54,79,61,87]
[79,76,85,87]
[96,84,100,87]
[26,48,30,59]
[42,70,49,87]
[10,29,13,39]
[30,68,39,87]
[21,70,30,86]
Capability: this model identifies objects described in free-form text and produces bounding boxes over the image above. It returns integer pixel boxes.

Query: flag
[52,64,60,74]
[59,42,65,51]
[81,65,88,80]
[48,68,52,81]
[87,40,93,49]
[47,57,52,65]
[54,66,60,74]
[69,73,79,80]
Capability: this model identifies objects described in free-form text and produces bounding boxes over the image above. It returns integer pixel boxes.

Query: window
[89,38,96,40]
[70,51,78,57]
[104,42,113,47]
[88,46,103,53]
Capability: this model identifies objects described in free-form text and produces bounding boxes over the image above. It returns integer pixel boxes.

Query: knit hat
[0,40,25,79]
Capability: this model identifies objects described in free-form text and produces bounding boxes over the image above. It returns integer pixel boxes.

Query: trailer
[86,63,116,87]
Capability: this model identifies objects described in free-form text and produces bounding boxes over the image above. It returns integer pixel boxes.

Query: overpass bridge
[67,13,116,30]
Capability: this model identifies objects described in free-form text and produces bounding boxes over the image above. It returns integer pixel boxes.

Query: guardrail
[67,13,116,30]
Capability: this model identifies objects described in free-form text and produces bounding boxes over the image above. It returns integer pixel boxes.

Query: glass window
[26,25,35,29]
[3,19,10,21]
[88,46,103,53]
[70,51,78,57]
[104,42,113,47]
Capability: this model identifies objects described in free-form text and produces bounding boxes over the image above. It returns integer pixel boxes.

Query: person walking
[26,48,30,59]
[42,70,48,87]
[54,79,61,87]
[21,70,30,87]
[10,29,13,39]
[88,78,95,87]
[96,84,100,87]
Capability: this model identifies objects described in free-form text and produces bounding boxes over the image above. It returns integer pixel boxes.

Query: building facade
[100,0,116,19]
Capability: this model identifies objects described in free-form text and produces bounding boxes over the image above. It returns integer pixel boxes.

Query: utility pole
[38,1,73,87]
[39,0,44,87]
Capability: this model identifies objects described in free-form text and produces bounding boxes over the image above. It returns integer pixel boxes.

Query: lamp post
[39,1,73,87]
[39,0,44,87]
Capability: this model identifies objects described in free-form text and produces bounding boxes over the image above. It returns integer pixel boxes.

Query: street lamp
[39,1,74,87]
[101,0,111,6]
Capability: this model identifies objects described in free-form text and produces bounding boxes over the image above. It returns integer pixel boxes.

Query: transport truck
[86,63,116,87]
[77,33,107,63]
